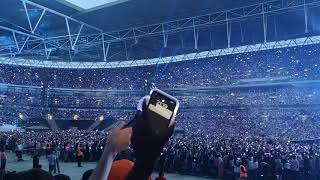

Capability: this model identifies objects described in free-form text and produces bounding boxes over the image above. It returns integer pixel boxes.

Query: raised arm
[88,122,132,180]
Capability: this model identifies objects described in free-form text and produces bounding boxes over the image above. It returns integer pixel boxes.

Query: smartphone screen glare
[148,91,176,121]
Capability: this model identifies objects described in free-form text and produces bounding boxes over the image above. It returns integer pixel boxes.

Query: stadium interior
[1,0,320,180]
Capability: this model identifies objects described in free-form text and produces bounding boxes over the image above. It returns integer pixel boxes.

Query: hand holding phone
[127,89,179,179]
[124,89,179,134]
[145,89,179,136]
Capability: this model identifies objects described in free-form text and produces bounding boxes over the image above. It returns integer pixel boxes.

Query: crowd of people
[1,85,320,126]
[0,44,319,179]
[162,135,320,180]
[0,96,320,179]
[2,129,320,180]
[45,87,320,109]
[0,130,109,162]
[0,44,319,89]
[177,108,320,141]
[47,94,141,109]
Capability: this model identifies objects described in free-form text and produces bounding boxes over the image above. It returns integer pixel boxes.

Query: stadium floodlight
[57,0,130,12]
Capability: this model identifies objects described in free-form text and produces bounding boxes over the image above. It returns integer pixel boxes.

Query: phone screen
[148,91,176,120]
[147,90,177,128]
[124,90,177,130]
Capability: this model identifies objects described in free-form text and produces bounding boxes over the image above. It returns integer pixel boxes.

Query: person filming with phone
[89,89,178,180]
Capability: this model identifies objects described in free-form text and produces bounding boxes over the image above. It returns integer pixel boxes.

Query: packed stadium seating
[0,44,320,90]
[0,44,320,180]
[0,45,320,137]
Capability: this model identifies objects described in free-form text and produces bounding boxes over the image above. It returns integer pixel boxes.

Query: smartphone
[145,89,179,137]
[124,89,179,130]
[123,110,142,128]
[147,89,179,127]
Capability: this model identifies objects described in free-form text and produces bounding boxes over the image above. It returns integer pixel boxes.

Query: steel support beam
[12,32,30,54]
[102,34,107,61]
[193,18,199,50]
[0,25,41,40]
[3,0,319,49]
[124,41,129,60]
[65,18,73,49]
[72,24,84,49]
[226,14,232,48]
[262,6,267,43]
[20,0,317,50]
[9,47,13,58]
[162,24,168,48]
[98,0,320,43]
[102,34,111,61]
[105,43,110,59]
[133,28,138,44]
[22,0,33,33]
[21,0,103,33]
[304,0,309,33]
[6,0,320,50]
[43,40,52,59]
[240,23,245,43]
[65,18,85,50]
[12,32,19,51]
[32,10,46,34]
[18,36,30,54]
[0,0,320,64]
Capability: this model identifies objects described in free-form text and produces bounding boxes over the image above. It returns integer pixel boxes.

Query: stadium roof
[0,0,320,68]
[56,0,130,12]
[12,0,264,31]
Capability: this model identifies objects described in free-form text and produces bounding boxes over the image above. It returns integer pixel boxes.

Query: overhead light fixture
[57,0,130,12]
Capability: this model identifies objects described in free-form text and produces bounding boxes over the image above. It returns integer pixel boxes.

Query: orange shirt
[108,160,152,180]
